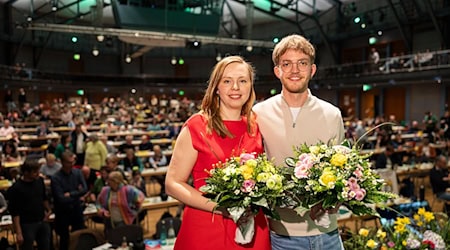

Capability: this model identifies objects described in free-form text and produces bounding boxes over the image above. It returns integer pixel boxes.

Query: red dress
[174,114,271,250]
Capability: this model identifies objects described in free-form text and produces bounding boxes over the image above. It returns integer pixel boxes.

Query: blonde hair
[272,34,316,66]
[108,171,127,185]
[201,55,257,138]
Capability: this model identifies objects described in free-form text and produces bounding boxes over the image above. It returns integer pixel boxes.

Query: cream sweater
[253,90,345,236]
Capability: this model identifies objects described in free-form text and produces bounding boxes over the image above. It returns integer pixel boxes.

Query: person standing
[71,123,88,166]
[253,34,345,250]
[165,56,271,250]
[51,151,87,250]
[84,134,107,171]
[7,158,52,250]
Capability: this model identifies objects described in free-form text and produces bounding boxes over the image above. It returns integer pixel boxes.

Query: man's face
[274,49,316,94]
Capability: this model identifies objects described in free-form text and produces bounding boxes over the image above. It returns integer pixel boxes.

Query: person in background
[118,135,136,154]
[90,166,110,203]
[121,148,144,172]
[7,158,52,250]
[40,153,62,178]
[148,144,167,197]
[253,34,344,250]
[430,155,450,212]
[138,134,154,151]
[81,165,98,203]
[71,123,88,166]
[51,151,87,250]
[46,138,59,157]
[36,121,51,137]
[165,55,271,250]
[84,134,107,171]
[368,47,380,73]
[96,171,145,234]
[100,134,117,155]
[0,119,15,137]
[54,133,73,160]
[2,139,20,162]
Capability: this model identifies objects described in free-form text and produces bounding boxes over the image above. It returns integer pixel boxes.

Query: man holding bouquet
[253,34,345,250]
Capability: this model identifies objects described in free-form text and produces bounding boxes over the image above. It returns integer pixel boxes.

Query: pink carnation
[353,169,363,178]
[354,189,366,201]
[241,180,256,193]
[297,153,314,169]
[240,153,255,164]
[294,165,309,179]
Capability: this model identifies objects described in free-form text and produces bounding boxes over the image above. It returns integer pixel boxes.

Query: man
[51,151,87,250]
[7,158,52,250]
[0,119,15,137]
[430,155,450,203]
[40,153,62,177]
[71,123,88,166]
[118,134,136,153]
[253,34,345,250]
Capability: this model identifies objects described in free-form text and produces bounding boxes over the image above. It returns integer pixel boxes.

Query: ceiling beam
[25,23,276,48]
[423,0,445,48]
[386,0,411,52]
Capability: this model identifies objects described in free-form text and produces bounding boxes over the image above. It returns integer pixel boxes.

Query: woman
[54,133,73,160]
[165,56,270,250]
[84,134,108,171]
[96,171,145,233]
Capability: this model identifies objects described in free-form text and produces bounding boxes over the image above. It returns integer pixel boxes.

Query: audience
[40,153,62,177]
[84,134,108,171]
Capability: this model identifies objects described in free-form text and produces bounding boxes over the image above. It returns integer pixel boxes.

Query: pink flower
[240,153,255,164]
[387,241,395,248]
[241,180,256,193]
[294,165,309,179]
[354,189,366,201]
[353,169,363,178]
[297,153,314,169]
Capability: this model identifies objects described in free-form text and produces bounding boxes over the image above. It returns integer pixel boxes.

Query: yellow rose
[376,229,386,239]
[417,207,426,215]
[239,165,254,180]
[394,224,406,234]
[358,228,369,237]
[366,239,377,249]
[330,153,347,167]
[309,145,320,155]
[319,169,336,188]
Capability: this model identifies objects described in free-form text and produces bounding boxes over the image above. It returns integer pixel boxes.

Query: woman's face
[216,62,252,114]
[108,178,120,191]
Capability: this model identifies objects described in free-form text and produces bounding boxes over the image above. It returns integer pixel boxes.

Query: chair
[105,224,143,246]
[69,228,105,250]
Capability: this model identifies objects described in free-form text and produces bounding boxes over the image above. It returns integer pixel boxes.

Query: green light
[73,53,81,60]
[369,36,377,45]
[354,16,361,24]
[273,37,280,43]
[77,89,84,95]
[178,58,184,65]
[178,90,185,96]
[362,84,372,92]
[71,36,78,43]
[270,89,277,95]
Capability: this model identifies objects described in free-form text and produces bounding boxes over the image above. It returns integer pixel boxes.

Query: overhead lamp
[272,37,279,43]
[353,16,361,24]
[186,40,201,49]
[97,34,105,42]
[246,45,253,52]
[170,56,177,65]
[27,16,32,22]
[178,58,185,65]
[73,53,81,61]
[361,23,366,29]
[125,54,132,63]
[215,53,222,62]
[92,47,99,56]
[71,36,78,43]
[378,30,383,36]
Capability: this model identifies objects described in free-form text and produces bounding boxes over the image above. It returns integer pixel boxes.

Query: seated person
[46,138,59,156]
[138,135,153,151]
[40,153,62,177]
[81,166,98,203]
[0,119,15,137]
[148,145,167,197]
[96,171,145,234]
[2,140,20,162]
[430,155,450,203]
[90,166,110,203]
[121,148,144,172]
[118,135,136,154]
[375,144,401,169]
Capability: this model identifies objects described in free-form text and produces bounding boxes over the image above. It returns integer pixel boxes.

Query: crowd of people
[0,33,448,250]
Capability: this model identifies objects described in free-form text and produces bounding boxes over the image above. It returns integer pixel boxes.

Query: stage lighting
[186,40,201,49]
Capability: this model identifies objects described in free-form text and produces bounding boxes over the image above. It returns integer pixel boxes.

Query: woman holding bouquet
[165,56,270,250]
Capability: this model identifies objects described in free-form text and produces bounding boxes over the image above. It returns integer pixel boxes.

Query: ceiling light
[92,47,99,56]
[97,34,104,42]
[125,54,132,63]
[216,53,222,62]
[246,45,253,52]
[170,57,177,65]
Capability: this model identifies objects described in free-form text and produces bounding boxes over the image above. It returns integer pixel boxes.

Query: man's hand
[16,232,24,246]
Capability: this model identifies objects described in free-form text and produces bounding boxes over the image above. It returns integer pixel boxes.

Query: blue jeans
[20,221,51,250]
[271,229,344,250]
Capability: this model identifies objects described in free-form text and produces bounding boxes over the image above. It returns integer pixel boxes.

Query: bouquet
[283,140,396,226]
[200,152,285,244]
[343,208,449,249]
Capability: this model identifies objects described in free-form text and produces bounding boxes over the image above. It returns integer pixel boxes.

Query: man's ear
[274,66,282,79]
